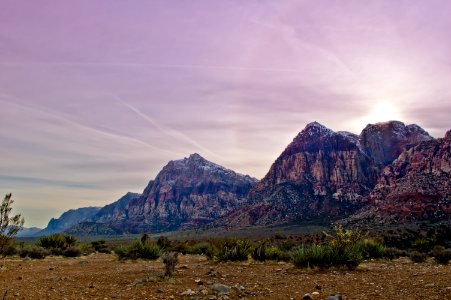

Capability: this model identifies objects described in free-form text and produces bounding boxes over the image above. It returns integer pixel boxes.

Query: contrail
[0,96,182,156]
[0,61,306,74]
[111,94,220,159]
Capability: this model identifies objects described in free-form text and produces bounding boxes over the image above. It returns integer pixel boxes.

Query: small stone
[49,267,54,270]
[315,284,322,290]
[302,293,312,300]
[157,288,163,293]
[312,291,320,296]
[425,283,435,288]
[212,283,231,295]
[181,289,195,296]
[89,284,95,289]
[326,295,342,300]
[18,276,23,280]
[180,264,189,269]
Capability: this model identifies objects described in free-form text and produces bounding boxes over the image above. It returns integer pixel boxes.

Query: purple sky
[1,0,450,227]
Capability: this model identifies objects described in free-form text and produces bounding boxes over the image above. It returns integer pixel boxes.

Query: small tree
[0,194,25,250]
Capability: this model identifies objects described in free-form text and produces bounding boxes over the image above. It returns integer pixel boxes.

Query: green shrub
[384,247,408,260]
[115,241,161,260]
[37,233,77,251]
[186,242,211,255]
[141,233,151,245]
[62,246,81,257]
[91,240,110,253]
[265,246,290,262]
[358,239,386,259]
[431,246,451,264]
[411,237,435,253]
[20,246,50,259]
[325,226,364,269]
[410,251,427,263]
[0,243,17,256]
[252,240,268,261]
[216,238,252,262]
[291,244,331,269]
[156,236,171,250]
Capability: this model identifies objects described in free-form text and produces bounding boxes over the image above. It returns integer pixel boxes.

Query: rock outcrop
[344,130,450,225]
[70,154,258,234]
[220,121,434,226]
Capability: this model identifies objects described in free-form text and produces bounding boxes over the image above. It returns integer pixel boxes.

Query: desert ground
[0,253,450,300]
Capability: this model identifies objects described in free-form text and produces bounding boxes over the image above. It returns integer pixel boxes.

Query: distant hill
[16,227,42,238]
[37,206,101,236]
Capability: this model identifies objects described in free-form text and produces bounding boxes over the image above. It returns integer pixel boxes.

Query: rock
[156,288,163,293]
[195,279,204,285]
[315,284,322,290]
[211,283,231,295]
[312,291,320,296]
[325,294,342,300]
[180,289,195,296]
[302,293,313,300]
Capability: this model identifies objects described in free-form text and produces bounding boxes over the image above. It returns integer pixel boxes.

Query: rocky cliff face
[39,206,101,236]
[221,121,434,226]
[83,154,258,233]
[344,131,450,225]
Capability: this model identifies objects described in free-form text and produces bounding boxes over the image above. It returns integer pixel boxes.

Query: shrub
[323,226,364,269]
[384,247,408,260]
[291,244,331,269]
[91,240,110,253]
[37,233,77,251]
[252,240,268,261]
[0,194,24,251]
[410,251,427,263]
[411,236,436,253]
[141,233,151,245]
[0,242,17,256]
[115,241,160,260]
[265,246,290,262]
[156,236,171,250]
[431,246,451,264]
[217,238,252,261]
[186,242,211,255]
[62,246,81,257]
[20,246,50,259]
[161,251,178,277]
[358,239,386,259]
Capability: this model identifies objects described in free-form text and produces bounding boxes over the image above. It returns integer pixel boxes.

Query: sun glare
[350,101,403,132]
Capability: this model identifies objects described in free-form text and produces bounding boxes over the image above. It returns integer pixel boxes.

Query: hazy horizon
[1,0,450,227]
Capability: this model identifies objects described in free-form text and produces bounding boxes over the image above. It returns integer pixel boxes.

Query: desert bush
[186,242,211,255]
[0,194,24,252]
[161,251,178,277]
[0,242,17,256]
[431,246,451,264]
[37,233,77,251]
[252,240,268,261]
[141,233,151,245]
[156,236,171,250]
[62,246,81,257]
[217,238,252,261]
[291,244,331,269]
[384,247,408,260]
[91,240,110,253]
[20,246,50,259]
[115,241,160,260]
[410,251,427,263]
[358,239,386,259]
[325,226,364,269]
[411,236,436,253]
[265,246,290,262]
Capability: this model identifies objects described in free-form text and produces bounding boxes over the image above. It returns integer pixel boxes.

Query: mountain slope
[344,130,450,226]
[72,154,258,234]
[220,121,433,226]
[39,206,101,236]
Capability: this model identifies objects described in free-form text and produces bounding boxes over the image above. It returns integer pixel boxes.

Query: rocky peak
[359,121,433,167]
[295,121,334,140]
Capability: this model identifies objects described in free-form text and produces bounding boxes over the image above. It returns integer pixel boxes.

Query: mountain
[39,206,101,236]
[343,130,450,226]
[220,121,433,226]
[71,153,258,234]
[16,227,42,238]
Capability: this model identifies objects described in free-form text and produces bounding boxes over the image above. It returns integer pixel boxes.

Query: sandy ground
[0,253,450,300]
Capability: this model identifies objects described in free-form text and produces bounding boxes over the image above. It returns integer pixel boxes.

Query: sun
[351,101,403,132]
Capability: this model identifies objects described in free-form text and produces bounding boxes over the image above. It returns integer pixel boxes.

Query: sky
[1,0,450,227]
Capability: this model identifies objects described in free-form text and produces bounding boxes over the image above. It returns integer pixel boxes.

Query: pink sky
[1,0,450,227]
